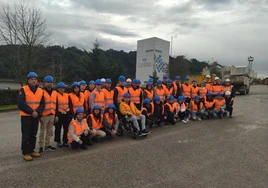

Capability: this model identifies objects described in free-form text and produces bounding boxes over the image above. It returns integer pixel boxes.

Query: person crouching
[214,92,226,119]
[153,96,164,127]
[191,95,204,121]
[164,95,176,125]
[103,104,119,138]
[141,98,155,128]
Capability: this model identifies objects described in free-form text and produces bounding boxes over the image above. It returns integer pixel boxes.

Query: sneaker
[23,154,33,161]
[80,145,88,150]
[197,117,202,121]
[45,145,56,151]
[57,143,63,148]
[229,115,233,118]
[63,143,69,147]
[39,147,44,154]
[182,120,187,124]
[31,152,41,158]
[142,129,150,136]
[186,118,190,122]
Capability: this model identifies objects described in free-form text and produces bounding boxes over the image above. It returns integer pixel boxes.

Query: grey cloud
[96,24,138,37]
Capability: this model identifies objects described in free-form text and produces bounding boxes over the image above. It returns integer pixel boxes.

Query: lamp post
[248,56,254,78]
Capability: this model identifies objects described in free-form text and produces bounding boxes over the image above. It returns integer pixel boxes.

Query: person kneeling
[164,95,176,125]
[103,104,119,138]
[153,96,165,126]
[141,98,155,128]
[191,96,204,121]
[214,92,226,119]
[177,96,188,123]
[120,93,150,136]
[68,108,96,150]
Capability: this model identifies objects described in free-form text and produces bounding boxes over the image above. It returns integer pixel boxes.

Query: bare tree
[0,2,51,84]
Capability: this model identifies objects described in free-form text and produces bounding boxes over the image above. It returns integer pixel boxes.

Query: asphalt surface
[0,85,268,188]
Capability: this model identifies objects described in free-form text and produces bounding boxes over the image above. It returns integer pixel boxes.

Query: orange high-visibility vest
[214,99,225,110]
[144,89,154,101]
[173,102,179,113]
[81,90,90,106]
[199,87,208,99]
[191,101,203,112]
[102,88,114,108]
[69,92,85,113]
[164,103,174,113]
[128,87,142,104]
[191,86,199,99]
[57,92,70,113]
[20,85,43,116]
[164,86,174,98]
[104,113,117,127]
[115,86,128,102]
[155,87,165,101]
[205,100,215,109]
[225,85,233,93]
[121,102,140,115]
[181,84,191,98]
[67,119,87,143]
[93,90,105,110]
[141,102,154,116]
[89,114,103,129]
[42,90,57,116]
[212,85,224,95]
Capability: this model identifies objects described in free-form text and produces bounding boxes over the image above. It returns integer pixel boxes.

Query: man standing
[173,76,182,98]
[39,75,57,154]
[128,78,143,110]
[102,78,114,112]
[17,72,44,161]
[90,79,105,113]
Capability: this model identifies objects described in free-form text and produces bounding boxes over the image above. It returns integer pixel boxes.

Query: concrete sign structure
[136,37,170,84]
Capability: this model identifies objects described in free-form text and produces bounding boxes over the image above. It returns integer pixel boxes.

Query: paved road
[0,85,268,188]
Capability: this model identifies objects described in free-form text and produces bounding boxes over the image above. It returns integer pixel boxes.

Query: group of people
[17,72,235,161]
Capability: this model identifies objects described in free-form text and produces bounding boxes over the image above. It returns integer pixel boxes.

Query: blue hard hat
[200,81,205,85]
[178,96,184,101]
[27,72,38,79]
[75,107,84,114]
[44,75,54,83]
[137,79,141,84]
[167,79,172,83]
[192,79,197,82]
[124,93,130,98]
[80,80,87,85]
[108,104,116,109]
[93,105,101,110]
[154,96,161,101]
[56,82,65,88]
[184,77,189,81]
[163,75,168,79]
[146,82,152,86]
[72,82,80,87]
[106,78,112,83]
[133,79,139,84]
[207,92,213,96]
[89,80,95,85]
[119,75,125,82]
[148,78,153,82]
[95,79,102,85]
[175,76,181,80]
[144,98,151,104]
[217,92,222,96]
[195,95,200,100]
[168,95,174,100]
[157,80,162,84]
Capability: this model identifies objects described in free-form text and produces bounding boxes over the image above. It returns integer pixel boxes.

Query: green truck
[230,74,250,95]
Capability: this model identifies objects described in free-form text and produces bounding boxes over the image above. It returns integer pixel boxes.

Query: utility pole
[248,56,254,78]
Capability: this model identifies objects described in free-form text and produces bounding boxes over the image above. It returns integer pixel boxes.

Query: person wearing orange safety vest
[80,80,90,115]
[174,76,182,98]
[162,75,169,87]
[199,81,208,103]
[224,79,236,99]
[69,82,85,116]
[212,77,225,97]
[90,79,105,113]
[204,92,216,119]
[144,82,155,101]
[214,92,226,119]
[191,95,204,121]
[190,79,199,100]
[164,95,176,125]
[164,79,175,99]
[204,75,213,92]
[102,78,114,112]
[17,72,44,161]
[54,82,72,148]
[155,80,166,102]
[141,98,155,128]
[153,96,164,126]
[125,78,132,89]
[88,80,95,94]
[103,104,119,137]
[68,108,96,150]
[113,75,128,108]
[128,79,143,110]
[177,96,188,123]
[39,75,57,154]
[181,77,192,104]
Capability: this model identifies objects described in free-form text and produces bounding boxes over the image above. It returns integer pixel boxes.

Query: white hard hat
[206,75,211,78]
[126,78,132,82]
[225,79,230,82]
[101,78,106,83]
[225,91,231,96]
[215,77,220,80]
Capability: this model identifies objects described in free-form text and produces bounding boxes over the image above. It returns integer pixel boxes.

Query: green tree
[149,70,159,85]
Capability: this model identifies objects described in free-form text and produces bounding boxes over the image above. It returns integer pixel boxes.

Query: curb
[0,109,19,113]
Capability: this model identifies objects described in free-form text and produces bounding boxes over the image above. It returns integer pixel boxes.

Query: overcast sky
[3,0,268,77]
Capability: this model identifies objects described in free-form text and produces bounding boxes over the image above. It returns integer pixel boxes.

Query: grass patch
[0,104,17,111]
